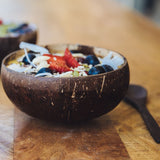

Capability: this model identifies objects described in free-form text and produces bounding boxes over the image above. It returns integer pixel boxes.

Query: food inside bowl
[0,19,36,37]
[7,42,125,77]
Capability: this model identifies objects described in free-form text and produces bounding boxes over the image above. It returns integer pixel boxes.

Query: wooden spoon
[124,84,160,143]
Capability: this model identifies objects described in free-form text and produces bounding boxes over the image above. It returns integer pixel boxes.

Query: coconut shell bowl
[0,21,37,66]
[1,44,129,123]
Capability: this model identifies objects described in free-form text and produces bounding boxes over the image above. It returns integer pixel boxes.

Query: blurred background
[114,0,160,26]
[0,0,159,45]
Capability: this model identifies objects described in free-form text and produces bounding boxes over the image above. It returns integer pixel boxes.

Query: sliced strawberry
[64,48,80,68]
[47,56,71,73]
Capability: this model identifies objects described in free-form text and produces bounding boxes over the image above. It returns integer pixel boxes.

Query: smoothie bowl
[0,20,37,66]
[1,43,129,123]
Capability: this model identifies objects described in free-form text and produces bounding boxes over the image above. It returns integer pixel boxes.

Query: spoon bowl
[124,85,147,110]
[126,85,147,99]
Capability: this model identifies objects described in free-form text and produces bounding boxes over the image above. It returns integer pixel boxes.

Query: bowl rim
[1,44,128,80]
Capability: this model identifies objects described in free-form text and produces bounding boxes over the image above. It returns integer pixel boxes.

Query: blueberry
[22,53,36,65]
[19,27,32,34]
[70,50,80,53]
[84,55,100,66]
[88,66,105,75]
[37,68,52,74]
[102,65,114,72]
[8,23,28,32]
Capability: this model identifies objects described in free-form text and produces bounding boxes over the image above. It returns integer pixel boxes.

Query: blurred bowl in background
[0,20,37,66]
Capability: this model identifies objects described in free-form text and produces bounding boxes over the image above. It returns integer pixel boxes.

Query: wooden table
[1,0,160,159]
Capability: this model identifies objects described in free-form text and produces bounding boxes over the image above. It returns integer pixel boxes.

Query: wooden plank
[14,109,130,160]
[0,77,14,160]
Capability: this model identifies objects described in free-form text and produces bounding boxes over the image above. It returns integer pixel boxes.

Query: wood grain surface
[0,78,13,160]
[14,109,130,160]
[0,0,160,159]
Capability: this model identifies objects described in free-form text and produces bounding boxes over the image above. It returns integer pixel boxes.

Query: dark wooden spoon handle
[138,106,160,143]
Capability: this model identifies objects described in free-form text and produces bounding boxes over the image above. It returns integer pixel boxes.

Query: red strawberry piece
[46,55,71,73]
[0,20,3,25]
[64,48,80,68]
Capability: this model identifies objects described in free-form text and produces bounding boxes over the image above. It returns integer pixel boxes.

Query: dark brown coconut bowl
[0,23,37,66]
[1,44,129,123]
